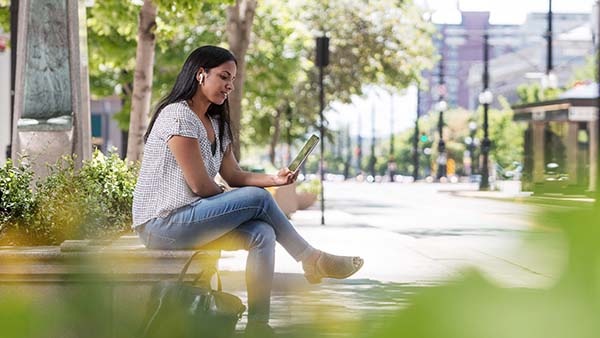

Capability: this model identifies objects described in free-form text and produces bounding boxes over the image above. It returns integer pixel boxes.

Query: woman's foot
[302,250,364,284]
[245,322,275,338]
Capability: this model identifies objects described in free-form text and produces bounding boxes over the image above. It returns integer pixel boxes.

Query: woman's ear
[196,68,205,84]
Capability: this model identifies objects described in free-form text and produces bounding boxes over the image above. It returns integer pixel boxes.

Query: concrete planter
[297,192,318,210]
[272,183,298,218]
[0,236,220,338]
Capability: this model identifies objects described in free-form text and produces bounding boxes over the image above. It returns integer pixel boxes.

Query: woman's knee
[238,186,273,204]
[240,186,270,197]
[249,223,276,249]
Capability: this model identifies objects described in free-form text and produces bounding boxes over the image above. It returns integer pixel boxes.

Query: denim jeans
[136,186,315,323]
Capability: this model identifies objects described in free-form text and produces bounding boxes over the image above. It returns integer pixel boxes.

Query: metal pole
[412,88,420,181]
[389,94,395,182]
[316,36,328,225]
[344,124,351,179]
[318,63,325,225]
[370,102,376,179]
[596,0,600,204]
[480,33,491,190]
[547,0,553,74]
[470,125,477,175]
[356,112,362,174]
[436,53,446,180]
[7,0,18,161]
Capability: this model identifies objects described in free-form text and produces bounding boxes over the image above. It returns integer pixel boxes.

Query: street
[218,182,568,331]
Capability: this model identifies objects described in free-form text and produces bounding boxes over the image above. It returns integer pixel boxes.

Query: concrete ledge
[0,235,221,282]
[0,235,223,338]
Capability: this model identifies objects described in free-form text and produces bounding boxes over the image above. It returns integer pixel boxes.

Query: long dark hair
[145,45,236,153]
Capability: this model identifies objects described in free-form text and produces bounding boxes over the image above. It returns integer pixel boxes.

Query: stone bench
[0,235,222,338]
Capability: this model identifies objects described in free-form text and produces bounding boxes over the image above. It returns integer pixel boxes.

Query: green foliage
[0,0,9,33]
[570,54,596,84]
[86,0,227,131]
[0,150,138,245]
[365,206,600,338]
[0,160,36,234]
[241,0,435,150]
[516,82,562,104]
[1,202,599,338]
[296,178,322,196]
[484,97,526,169]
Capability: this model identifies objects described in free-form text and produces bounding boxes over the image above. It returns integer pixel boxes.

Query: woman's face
[200,61,236,105]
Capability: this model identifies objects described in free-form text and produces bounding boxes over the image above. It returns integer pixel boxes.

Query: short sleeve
[153,106,201,142]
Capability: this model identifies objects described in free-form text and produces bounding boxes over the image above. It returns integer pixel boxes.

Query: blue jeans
[136,186,315,323]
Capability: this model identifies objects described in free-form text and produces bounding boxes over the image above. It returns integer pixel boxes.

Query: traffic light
[420,134,429,143]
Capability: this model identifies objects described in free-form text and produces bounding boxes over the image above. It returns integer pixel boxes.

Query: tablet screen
[288,135,320,172]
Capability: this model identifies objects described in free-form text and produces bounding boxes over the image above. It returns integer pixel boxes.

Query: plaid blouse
[132,101,231,227]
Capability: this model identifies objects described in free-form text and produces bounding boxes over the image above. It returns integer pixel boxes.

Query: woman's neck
[188,93,211,119]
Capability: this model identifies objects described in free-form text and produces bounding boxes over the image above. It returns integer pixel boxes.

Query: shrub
[0,160,36,242]
[0,150,139,245]
[296,179,321,196]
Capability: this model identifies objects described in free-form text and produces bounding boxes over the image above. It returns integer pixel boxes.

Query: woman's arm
[168,135,223,197]
[219,146,297,188]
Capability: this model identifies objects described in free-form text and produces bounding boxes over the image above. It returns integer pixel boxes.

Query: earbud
[197,73,204,84]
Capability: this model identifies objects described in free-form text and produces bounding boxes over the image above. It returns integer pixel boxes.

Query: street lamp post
[316,36,329,225]
[596,0,600,204]
[388,94,395,182]
[547,0,553,74]
[542,0,558,91]
[468,121,477,175]
[435,50,447,181]
[412,88,421,181]
[479,33,493,190]
[436,99,448,180]
[479,90,493,190]
[370,102,376,179]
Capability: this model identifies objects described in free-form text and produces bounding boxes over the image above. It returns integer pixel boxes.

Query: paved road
[218,182,567,331]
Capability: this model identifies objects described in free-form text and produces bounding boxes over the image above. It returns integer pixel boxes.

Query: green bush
[296,178,321,196]
[0,150,138,245]
[0,159,36,241]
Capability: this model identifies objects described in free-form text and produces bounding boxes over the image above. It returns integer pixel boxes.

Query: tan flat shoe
[303,251,364,284]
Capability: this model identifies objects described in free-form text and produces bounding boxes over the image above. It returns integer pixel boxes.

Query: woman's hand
[273,168,299,186]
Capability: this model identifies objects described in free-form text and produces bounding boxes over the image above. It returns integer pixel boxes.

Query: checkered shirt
[132,101,231,227]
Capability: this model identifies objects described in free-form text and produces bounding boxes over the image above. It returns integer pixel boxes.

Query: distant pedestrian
[132,45,363,337]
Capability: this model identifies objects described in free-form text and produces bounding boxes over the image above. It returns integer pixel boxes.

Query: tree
[86,0,229,159]
[127,0,232,162]
[226,0,257,160]
[0,1,8,33]
[241,0,308,164]
[570,55,595,84]
[240,0,436,165]
[126,0,157,162]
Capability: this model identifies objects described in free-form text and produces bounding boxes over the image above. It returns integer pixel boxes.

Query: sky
[418,0,594,25]
[330,0,595,138]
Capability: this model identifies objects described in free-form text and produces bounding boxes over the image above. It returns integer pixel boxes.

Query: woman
[132,45,363,336]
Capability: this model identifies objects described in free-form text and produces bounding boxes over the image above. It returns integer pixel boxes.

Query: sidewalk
[217,192,565,330]
[444,181,595,206]
[219,208,561,288]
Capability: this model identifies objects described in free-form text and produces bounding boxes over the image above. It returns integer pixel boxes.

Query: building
[467,22,593,109]
[512,83,597,194]
[421,11,592,114]
[89,96,125,156]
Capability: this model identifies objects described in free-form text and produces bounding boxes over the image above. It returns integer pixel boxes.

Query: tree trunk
[269,107,283,166]
[227,0,257,161]
[126,0,157,162]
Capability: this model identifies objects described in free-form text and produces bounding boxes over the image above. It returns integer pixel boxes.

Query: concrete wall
[0,46,9,164]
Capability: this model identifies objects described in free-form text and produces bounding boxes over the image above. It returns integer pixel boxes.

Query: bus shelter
[512,83,598,195]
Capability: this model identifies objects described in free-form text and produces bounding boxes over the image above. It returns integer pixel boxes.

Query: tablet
[288,134,320,172]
